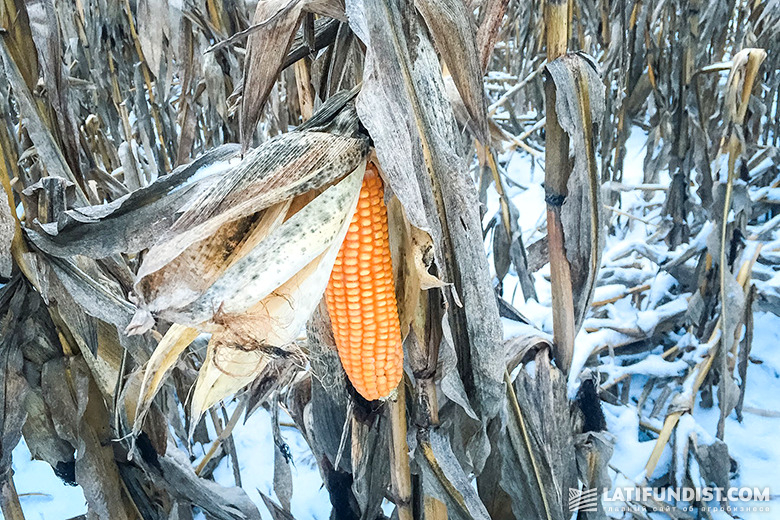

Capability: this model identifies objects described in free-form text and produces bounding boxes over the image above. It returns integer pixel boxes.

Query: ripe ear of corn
[325,164,403,400]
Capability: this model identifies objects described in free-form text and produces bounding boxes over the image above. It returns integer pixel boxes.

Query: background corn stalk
[0,0,778,519]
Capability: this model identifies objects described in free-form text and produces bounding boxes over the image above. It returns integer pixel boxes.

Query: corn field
[0,0,778,518]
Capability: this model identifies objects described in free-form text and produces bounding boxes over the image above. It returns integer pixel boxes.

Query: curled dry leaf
[133,439,264,520]
[0,38,83,202]
[545,53,606,334]
[475,0,510,72]
[260,491,298,520]
[25,144,241,259]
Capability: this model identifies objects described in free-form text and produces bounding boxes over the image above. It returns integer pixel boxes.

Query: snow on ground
[498,126,780,518]
[692,312,780,516]
[11,406,332,520]
[207,407,331,520]
[11,439,87,519]
[597,313,780,519]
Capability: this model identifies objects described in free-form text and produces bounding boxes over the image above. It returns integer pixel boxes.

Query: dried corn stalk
[544,52,606,374]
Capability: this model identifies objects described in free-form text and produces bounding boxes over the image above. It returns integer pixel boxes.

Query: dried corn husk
[190,164,365,416]
[133,162,365,424]
[129,127,368,333]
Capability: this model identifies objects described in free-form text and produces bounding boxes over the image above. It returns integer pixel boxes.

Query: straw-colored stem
[195,401,245,476]
[388,382,413,520]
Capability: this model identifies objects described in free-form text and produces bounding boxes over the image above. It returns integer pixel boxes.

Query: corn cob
[325,164,403,400]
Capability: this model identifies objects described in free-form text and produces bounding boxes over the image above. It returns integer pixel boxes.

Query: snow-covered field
[11,127,780,518]
[493,128,780,518]
[11,406,331,520]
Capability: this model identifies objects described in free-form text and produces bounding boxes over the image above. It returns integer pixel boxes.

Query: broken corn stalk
[326,164,403,400]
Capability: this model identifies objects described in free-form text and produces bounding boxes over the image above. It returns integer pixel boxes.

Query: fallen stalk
[195,400,246,476]
[644,248,760,477]
[591,283,651,308]
[488,63,545,116]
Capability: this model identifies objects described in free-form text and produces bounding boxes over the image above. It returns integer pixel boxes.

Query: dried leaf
[475,0,510,72]
[0,38,83,200]
[736,285,756,420]
[25,144,241,258]
[416,430,491,520]
[131,324,200,434]
[504,326,553,374]
[137,0,170,77]
[44,256,138,339]
[545,53,606,332]
[388,195,446,338]
[0,281,30,479]
[24,0,81,177]
[416,0,488,142]
[350,412,389,518]
[271,401,293,511]
[135,439,264,520]
[0,0,38,89]
[42,357,134,519]
[691,436,731,491]
[259,492,298,520]
[240,0,305,148]
[500,350,578,520]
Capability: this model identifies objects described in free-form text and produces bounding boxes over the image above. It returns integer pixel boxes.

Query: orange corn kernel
[325,165,403,400]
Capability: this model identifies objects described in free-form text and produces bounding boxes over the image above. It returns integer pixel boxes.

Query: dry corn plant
[0,0,779,519]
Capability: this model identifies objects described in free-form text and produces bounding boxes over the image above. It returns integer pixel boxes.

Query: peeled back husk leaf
[129,201,292,333]
[165,160,365,326]
[128,130,368,334]
[144,131,368,280]
[190,164,365,416]
[131,324,201,435]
